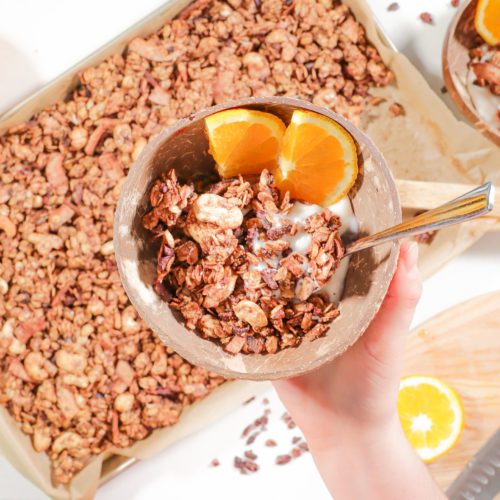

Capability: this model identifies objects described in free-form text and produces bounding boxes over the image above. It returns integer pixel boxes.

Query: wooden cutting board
[403,291,500,491]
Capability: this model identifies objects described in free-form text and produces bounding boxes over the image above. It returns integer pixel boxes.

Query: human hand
[274,240,422,445]
[273,242,445,500]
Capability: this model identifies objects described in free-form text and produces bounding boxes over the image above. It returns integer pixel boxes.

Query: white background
[0,1,499,499]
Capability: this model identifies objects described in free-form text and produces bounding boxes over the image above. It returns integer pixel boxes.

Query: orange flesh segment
[223,125,281,176]
[205,109,286,178]
[276,110,358,207]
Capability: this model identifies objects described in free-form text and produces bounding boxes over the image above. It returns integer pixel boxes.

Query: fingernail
[404,242,419,276]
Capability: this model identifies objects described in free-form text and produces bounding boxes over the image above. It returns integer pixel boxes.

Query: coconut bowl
[114,97,401,380]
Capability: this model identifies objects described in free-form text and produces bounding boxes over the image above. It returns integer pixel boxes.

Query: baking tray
[1,0,500,497]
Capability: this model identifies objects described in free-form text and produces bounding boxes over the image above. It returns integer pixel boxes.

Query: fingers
[360,241,422,365]
[273,241,423,435]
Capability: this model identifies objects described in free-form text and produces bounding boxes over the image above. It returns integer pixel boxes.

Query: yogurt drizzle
[249,196,358,302]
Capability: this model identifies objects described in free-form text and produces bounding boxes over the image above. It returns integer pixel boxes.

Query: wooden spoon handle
[396,179,500,220]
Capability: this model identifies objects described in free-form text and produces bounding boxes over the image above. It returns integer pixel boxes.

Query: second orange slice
[205,109,286,178]
[275,110,358,207]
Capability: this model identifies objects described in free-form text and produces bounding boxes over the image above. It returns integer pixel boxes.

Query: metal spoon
[344,182,495,257]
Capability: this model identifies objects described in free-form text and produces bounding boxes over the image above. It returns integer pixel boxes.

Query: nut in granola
[234,300,268,330]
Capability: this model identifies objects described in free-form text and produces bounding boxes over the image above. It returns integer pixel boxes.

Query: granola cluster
[0,0,393,484]
[469,45,500,98]
[143,170,343,354]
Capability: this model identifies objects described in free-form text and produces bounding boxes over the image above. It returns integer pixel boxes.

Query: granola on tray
[0,0,393,484]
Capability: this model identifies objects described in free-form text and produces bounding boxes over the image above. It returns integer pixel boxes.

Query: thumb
[358,241,422,366]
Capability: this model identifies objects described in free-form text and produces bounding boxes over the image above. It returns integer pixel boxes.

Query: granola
[144,169,343,354]
[469,45,500,97]
[0,0,393,484]
[466,16,500,127]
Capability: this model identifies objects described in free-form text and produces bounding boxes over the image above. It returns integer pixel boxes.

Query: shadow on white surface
[464,231,500,257]
[0,38,39,115]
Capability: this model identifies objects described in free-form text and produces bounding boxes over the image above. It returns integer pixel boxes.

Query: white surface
[0,1,499,499]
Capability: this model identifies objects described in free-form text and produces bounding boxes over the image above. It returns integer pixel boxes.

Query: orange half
[398,375,464,463]
[475,0,500,46]
[275,110,358,207]
[205,109,286,178]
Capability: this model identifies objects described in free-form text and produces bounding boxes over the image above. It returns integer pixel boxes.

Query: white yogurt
[249,197,358,302]
[466,48,500,128]
[317,198,358,301]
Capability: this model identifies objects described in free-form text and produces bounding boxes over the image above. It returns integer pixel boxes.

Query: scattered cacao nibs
[441,86,448,94]
[210,459,220,467]
[288,422,297,429]
[242,423,257,438]
[245,450,258,460]
[299,442,309,452]
[389,102,405,116]
[292,436,302,444]
[234,455,260,474]
[387,2,399,11]
[265,439,278,447]
[244,460,259,473]
[415,230,436,245]
[262,397,269,405]
[255,415,269,426]
[420,12,433,24]
[234,456,246,474]
[451,0,459,6]
[246,432,259,445]
[276,454,292,465]
[291,447,302,458]
[264,408,271,415]
[243,396,256,406]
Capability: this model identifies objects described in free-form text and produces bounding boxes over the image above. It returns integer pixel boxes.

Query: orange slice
[398,375,464,463]
[274,110,358,207]
[475,0,500,46]
[205,109,286,178]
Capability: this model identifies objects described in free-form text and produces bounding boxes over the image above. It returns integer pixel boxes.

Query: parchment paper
[1,0,499,498]
[349,2,500,278]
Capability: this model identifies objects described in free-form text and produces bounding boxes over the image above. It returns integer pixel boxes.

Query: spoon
[344,182,495,256]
